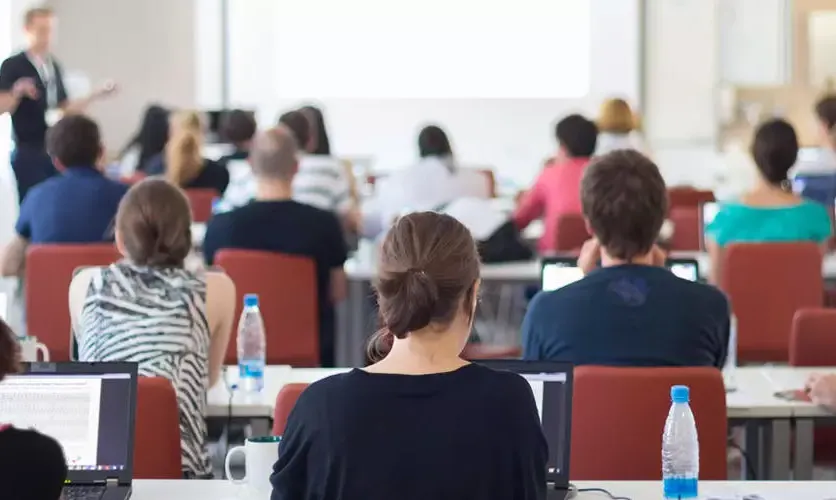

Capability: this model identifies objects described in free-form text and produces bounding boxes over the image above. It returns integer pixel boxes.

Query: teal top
[705,200,832,247]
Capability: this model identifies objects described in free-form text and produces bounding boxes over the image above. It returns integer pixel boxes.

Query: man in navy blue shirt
[522,150,730,368]
[0,114,128,277]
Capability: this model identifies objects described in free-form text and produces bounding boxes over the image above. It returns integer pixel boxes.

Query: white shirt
[595,131,649,156]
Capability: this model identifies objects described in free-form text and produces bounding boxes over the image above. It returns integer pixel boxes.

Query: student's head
[300,105,331,155]
[581,150,667,262]
[815,95,836,149]
[278,110,311,153]
[555,114,598,159]
[418,125,453,159]
[165,111,204,187]
[46,114,103,170]
[220,110,257,150]
[23,7,54,52]
[597,98,638,135]
[129,104,170,168]
[0,319,20,383]
[750,119,799,188]
[368,212,481,362]
[249,126,299,182]
[115,179,192,268]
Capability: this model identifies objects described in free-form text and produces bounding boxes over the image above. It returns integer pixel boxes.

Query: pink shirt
[513,157,590,253]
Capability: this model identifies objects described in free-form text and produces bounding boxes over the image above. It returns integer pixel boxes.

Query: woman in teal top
[706,119,833,284]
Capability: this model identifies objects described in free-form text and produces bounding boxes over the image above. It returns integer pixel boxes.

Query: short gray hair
[250,126,299,180]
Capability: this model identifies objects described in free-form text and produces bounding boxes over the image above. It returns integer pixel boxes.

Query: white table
[131,480,836,500]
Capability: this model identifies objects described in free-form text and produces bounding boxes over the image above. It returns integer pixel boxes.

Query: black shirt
[0,51,68,147]
[203,200,348,364]
[271,364,548,500]
[522,264,730,368]
[144,154,231,194]
[0,426,67,500]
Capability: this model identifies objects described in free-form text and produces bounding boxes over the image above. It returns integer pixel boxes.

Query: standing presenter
[0,6,117,203]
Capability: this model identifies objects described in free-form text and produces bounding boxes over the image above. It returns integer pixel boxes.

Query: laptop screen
[477,360,573,485]
[541,258,701,291]
[0,365,135,477]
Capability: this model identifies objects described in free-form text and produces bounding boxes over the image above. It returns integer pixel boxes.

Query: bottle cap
[671,385,690,403]
[243,294,259,308]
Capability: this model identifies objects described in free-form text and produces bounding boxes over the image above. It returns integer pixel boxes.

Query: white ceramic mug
[225,436,280,496]
[18,337,49,362]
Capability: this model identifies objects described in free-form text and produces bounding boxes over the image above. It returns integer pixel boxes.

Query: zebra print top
[76,262,212,477]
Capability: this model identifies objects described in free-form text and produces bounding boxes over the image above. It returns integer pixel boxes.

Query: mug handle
[36,343,49,362]
[224,445,247,485]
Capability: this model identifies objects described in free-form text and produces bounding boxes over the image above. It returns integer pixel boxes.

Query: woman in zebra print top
[69,179,236,478]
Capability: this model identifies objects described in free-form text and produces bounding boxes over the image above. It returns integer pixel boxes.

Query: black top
[217,149,248,170]
[271,364,548,500]
[0,426,67,500]
[0,51,68,147]
[203,200,349,365]
[523,264,730,368]
[144,154,231,194]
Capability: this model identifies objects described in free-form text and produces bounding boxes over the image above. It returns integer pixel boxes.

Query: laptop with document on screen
[0,362,138,500]
[541,256,701,292]
[477,360,573,500]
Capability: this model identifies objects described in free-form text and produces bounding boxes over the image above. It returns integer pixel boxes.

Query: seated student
[514,114,598,254]
[0,318,67,500]
[792,95,836,206]
[271,211,547,500]
[116,104,170,175]
[522,150,729,368]
[594,98,649,156]
[203,126,348,367]
[0,114,128,277]
[706,119,832,284]
[69,179,236,479]
[145,110,230,194]
[216,109,256,169]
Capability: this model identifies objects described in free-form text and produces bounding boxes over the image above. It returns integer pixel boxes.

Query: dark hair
[300,105,331,155]
[581,150,667,261]
[0,319,20,383]
[750,119,799,186]
[555,114,599,158]
[116,179,192,267]
[220,109,257,146]
[47,114,102,167]
[120,104,170,172]
[24,7,53,25]
[815,96,836,147]
[278,111,310,151]
[367,212,480,362]
[418,125,453,158]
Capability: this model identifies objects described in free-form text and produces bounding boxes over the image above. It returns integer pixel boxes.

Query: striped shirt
[75,262,212,477]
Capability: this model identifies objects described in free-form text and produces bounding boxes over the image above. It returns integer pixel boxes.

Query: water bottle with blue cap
[662,385,699,499]
[237,294,266,393]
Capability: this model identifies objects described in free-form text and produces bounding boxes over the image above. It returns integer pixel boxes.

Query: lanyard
[26,53,58,109]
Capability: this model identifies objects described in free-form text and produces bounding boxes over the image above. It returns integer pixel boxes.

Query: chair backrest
[668,187,715,210]
[790,308,836,366]
[185,188,218,223]
[555,213,589,252]
[215,250,319,366]
[460,344,521,360]
[272,383,309,436]
[134,377,182,479]
[721,243,823,363]
[571,366,727,480]
[668,206,701,251]
[26,244,121,361]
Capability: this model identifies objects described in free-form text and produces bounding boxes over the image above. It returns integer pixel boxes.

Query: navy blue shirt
[16,167,128,243]
[203,200,348,366]
[522,265,730,368]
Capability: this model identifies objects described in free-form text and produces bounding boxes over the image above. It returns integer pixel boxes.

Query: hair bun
[387,269,439,338]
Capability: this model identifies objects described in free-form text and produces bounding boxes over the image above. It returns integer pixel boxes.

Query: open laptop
[477,360,573,500]
[540,257,701,291]
[0,362,138,500]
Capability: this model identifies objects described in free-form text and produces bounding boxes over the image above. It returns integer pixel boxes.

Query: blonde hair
[165,111,204,187]
[597,98,639,134]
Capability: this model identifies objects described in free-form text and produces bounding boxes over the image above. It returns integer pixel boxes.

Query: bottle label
[663,477,698,499]
[239,360,264,379]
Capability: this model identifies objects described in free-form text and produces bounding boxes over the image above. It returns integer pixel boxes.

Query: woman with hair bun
[271,211,547,500]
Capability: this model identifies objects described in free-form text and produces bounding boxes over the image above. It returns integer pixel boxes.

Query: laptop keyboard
[63,486,106,500]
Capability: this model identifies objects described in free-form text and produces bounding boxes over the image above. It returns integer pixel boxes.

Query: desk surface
[131,480,836,500]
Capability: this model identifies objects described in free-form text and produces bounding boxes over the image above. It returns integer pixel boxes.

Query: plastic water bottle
[662,385,699,499]
[237,294,266,393]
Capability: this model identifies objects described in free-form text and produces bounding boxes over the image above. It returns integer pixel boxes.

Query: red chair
[668,187,715,211]
[554,213,589,252]
[461,344,521,360]
[668,206,701,251]
[26,244,121,361]
[185,188,218,223]
[721,243,823,363]
[571,366,727,480]
[272,383,309,436]
[215,250,319,366]
[134,377,182,479]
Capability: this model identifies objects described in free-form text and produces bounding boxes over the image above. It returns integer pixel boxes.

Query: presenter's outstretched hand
[93,79,119,99]
[12,77,38,99]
